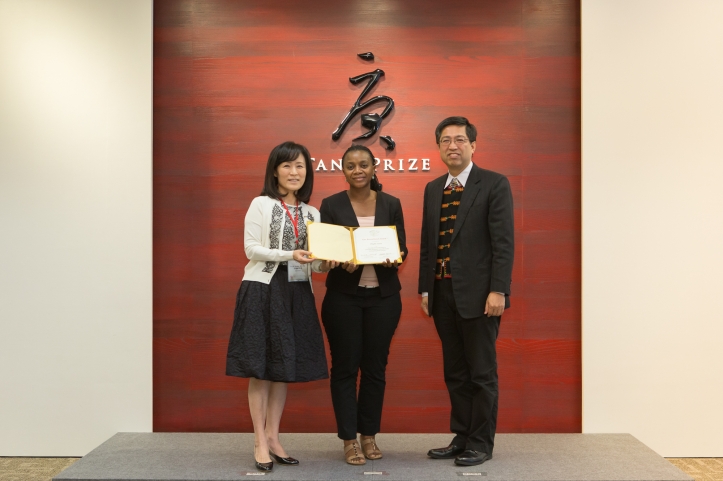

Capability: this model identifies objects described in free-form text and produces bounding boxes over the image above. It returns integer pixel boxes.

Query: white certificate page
[352,226,401,264]
[307,222,354,262]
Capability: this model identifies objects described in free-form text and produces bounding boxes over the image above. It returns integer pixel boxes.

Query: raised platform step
[54,433,691,481]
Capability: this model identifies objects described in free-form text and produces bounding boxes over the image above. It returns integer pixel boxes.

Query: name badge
[287,260,309,282]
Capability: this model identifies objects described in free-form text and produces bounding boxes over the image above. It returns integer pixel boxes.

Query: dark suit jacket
[320,191,408,298]
[418,163,514,319]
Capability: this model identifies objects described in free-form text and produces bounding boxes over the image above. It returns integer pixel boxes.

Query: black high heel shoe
[255,459,273,471]
[254,446,273,472]
[269,451,299,465]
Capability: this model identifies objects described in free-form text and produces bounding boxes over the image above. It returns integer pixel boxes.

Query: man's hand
[421,296,429,316]
[484,292,505,317]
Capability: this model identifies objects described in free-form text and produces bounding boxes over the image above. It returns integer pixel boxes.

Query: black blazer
[320,191,408,298]
[418,163,514,319]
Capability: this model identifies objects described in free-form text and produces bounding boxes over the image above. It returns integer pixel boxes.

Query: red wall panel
[154,0,581,433]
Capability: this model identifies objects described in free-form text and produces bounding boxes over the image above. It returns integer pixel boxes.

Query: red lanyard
[281,200,300,246]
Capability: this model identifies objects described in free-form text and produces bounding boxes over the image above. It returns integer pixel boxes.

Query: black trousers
[433,278,500,455]
[321,287,402,440]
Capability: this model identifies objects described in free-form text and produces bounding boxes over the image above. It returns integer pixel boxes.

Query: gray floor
[53,433,692,481]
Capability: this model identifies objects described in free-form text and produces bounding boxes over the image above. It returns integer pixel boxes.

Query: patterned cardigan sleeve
[244,197,295,262]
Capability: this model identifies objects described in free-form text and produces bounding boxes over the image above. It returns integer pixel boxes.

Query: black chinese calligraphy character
[331,68,395,142]
[380,135,396,151]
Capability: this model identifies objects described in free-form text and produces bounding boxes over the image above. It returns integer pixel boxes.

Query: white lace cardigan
[243,195,323,284]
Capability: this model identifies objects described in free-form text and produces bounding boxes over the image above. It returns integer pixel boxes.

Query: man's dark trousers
[433,278,500,455]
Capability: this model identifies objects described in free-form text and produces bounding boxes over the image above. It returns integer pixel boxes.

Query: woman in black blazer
[319,144,408,465]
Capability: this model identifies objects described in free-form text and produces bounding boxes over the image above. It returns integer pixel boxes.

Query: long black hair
[260,141,314,203]
[342,144,382,192]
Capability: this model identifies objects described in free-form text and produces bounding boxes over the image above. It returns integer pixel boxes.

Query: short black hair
[260,141,314,203]
[435,116,477,144]
[342,144,382,192]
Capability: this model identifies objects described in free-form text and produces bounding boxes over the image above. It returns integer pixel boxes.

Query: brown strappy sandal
[344,440,366,465]
[360,436,383,460]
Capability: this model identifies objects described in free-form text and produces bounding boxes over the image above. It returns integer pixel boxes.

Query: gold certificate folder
[307,222,403,265]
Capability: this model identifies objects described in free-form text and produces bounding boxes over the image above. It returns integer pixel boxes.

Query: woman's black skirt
[226,266,329,382]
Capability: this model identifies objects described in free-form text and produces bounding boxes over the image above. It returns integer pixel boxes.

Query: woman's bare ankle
[266,437,288,457]
[254,444,271,463]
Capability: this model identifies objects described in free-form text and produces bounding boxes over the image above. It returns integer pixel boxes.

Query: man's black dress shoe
[255,460,273,471]
[454,450,492,466]
[269,451,299,465]
[427,444,465,459]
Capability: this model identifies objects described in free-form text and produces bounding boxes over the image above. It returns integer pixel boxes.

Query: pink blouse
[356,216,379,287]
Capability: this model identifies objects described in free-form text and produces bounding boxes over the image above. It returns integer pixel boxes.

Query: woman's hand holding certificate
[319,260,358,273]
[307,222,403,265]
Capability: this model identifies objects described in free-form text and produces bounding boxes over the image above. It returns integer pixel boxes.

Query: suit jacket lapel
[450,165,482,245]
[342,191,387,227]
[373,191,386,226]
[341,193,360,227]
[427,176,445,249]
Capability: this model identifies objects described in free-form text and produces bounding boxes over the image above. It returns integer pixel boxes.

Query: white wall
[0,0,153,456]
[582,0,723,457]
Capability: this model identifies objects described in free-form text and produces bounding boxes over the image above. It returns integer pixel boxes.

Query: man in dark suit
[419,116,514,466]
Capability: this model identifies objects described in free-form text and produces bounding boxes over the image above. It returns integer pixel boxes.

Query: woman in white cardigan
[226,141,332,471]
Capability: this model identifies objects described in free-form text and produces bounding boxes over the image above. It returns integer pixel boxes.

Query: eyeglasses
[439,137,469,147]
